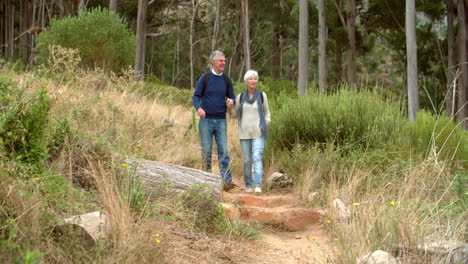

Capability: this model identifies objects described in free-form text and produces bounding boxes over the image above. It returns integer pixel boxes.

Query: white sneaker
[245,187,253,193]
[254,187,262,193]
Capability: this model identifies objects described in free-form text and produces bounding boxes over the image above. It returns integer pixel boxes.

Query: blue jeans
[199,118,232,183]
[240,137,265,187]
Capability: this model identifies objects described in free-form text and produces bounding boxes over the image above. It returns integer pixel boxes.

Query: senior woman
[229,70,271,193]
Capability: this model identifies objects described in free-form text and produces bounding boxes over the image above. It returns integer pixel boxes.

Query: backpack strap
[201,72,210,97]
[201,72,230,98]
[222,74,229,96]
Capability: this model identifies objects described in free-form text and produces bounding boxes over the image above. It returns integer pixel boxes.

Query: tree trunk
[228,17,242,79]
[0,1,4,58]
[3,0,9,58]
[134,0,148,81]
[58,0,65,18]
[172,19,180,86]
[318,0,327,93]
[189,0,200,89]
[8,2,14,59]
[79,0,85,12]
[29,0,36,66]
[19,0,25,62]
[109,0,117,13]
[446,0,456,117]
[298,0,308,96]
[41,0,46,29]
[272,23,281,79]
[125,158,223,199]
[336,41,344,82]
[457,0,468,129]
[345,0,356,86]
[279,35,284,79]
[406,0,419,122]
[211,0,221,51]
[241,0,251,70]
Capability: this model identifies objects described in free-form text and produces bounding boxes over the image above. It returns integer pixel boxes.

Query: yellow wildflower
[326,220,331,224]
[34,177,40,181]
[390,201,395,206]
[121,163,129,168]
[156,240,161,243]
[353,203,360,206]
[310,237,317,240]
[387,182,393,185]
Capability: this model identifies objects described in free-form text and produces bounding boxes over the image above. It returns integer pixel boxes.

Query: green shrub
[409,110,467,163]
[179,184,224,232]
[36,8,135,73]
[12,59,26,73]
[268,89,406,153]
[0,76,51,164]
[47,118,73,159]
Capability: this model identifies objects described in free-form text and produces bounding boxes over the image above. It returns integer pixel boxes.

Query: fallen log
[124,158,223,199]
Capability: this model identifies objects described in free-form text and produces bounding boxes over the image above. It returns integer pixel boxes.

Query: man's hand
[197,108,206,118]
[226,99,234,115]
[226,98,234,108]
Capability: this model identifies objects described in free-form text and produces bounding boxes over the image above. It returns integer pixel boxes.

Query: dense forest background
[1,0,467,127]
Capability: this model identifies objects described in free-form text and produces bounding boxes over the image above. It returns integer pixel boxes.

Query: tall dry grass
[1,51,252,262]
[294,146,466,263]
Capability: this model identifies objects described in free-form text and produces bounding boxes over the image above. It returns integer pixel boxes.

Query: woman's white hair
[243,70,259,82]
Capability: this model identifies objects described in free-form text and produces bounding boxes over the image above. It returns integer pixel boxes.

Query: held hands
[226,98,234,114]
[197,108,206,118]
[226,98,234,108]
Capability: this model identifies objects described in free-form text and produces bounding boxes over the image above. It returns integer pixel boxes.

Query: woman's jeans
[240,137,265,187]
[199,118,232,183]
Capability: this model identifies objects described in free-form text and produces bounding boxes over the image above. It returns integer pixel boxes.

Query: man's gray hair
[210,50,225,62]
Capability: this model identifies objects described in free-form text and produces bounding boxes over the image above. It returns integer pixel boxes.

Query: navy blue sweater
[192,72,235,119]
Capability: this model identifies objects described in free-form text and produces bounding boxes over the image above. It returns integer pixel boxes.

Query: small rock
[266,172,292,189]
[332,199,350,219]
[307,192,319,202]
[357,250,398,264]
[56,211,108,247]
[161,117,174,127]
[295,236,301,239]
[417,240,468,264]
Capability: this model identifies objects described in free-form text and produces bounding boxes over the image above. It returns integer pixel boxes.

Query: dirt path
[222,179,335,264]
[252,225,333,264]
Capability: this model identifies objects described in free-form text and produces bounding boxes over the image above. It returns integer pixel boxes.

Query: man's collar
[211,69,223,76]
